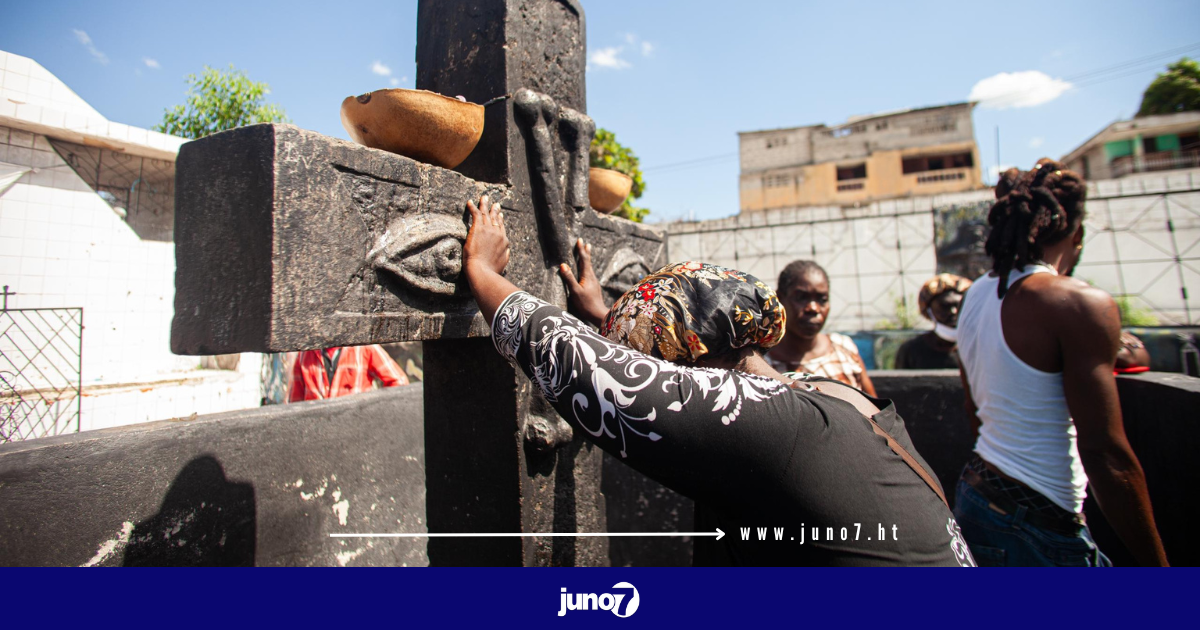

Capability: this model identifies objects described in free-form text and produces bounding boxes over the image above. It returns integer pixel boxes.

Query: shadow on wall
[122,455,256,566]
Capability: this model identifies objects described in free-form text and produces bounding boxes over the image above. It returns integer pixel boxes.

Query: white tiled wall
[80,353,265,432]
[1,124,263,434]
[0,50,185,155]
[0,50,104,120]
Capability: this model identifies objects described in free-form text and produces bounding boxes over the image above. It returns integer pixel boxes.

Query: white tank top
[956,264,1088,513]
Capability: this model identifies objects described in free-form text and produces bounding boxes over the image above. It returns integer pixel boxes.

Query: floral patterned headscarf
[917,273,973,320]
[600,261,786,363]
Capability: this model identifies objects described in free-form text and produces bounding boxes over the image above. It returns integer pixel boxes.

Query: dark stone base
[0,386,428,567]
[603,451,693,566]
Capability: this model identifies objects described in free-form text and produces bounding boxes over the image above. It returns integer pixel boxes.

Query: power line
[1073,56,1199,89]
[642,152,737,173]
[1064,41,1200,82]
[640,43,1200,175]
[982,42,1200,105]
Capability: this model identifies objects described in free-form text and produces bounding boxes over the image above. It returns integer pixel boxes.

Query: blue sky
[3,0,1198,222]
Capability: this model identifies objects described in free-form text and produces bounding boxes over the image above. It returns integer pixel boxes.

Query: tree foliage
[874,295,922,330]
[589,127,649,222]
[1115,296,1160,327]
[155,65,289,139]
[1137,58,1200,117]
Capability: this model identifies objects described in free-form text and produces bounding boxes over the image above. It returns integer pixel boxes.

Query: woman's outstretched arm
[463,195,810,510]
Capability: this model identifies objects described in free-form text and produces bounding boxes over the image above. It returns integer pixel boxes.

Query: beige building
[1061,111,1200,181]
[738,102,984,212]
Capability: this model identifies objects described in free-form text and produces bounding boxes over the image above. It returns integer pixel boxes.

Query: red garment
[288,345,409,402]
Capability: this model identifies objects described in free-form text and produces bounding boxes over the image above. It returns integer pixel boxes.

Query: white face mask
[928,308,958,343]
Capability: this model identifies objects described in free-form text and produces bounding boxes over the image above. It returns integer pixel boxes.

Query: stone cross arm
[167,0,668,567]
[170,122,663,355]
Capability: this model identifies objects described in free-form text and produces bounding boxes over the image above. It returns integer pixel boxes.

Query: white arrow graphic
[330,528,725,541]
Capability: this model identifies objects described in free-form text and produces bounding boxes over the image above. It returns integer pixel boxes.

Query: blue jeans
[953,475,1111,567]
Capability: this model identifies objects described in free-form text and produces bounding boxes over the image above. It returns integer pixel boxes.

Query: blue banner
[5,567,1190,627]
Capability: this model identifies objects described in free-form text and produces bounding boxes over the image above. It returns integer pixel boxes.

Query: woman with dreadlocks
[953,159,1167,566]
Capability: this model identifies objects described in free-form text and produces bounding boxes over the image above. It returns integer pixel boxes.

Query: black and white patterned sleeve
[491,291,808,502]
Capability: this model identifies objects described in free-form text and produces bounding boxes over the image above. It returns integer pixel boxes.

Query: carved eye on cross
[170,99,662,354]
[357,87,595,306]
[170,5,663,355]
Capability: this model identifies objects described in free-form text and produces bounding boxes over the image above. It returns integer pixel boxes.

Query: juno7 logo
[558,582,640,617]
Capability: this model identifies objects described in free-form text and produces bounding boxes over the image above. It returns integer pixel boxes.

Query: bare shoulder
[1021,274,1115,320]
[1035,276,1121,346]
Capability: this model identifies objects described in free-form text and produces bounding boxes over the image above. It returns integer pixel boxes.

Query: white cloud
[624,33,637,45]
[143,58,160,69]
[390,77,400,86]
[969,70,1072,109]
[72,29,109,65]
[590,46,630,70]
[641,41,654,57]
[1028,136,1044,149]
[371,61,392,76]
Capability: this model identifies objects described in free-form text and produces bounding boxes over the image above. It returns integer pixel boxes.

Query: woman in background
[765,260,876,396]
[895,274,972,370]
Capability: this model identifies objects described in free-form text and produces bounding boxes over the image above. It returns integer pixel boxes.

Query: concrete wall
[0,384,428,566]
[667,170,1200,330]
[0,381,692,567]
[603,452,693,567]
[2,372,1196,566]
[1084,372,1200,567]
[666,189,996,331]
[739,126,816,173]
[1075,169,1200,326]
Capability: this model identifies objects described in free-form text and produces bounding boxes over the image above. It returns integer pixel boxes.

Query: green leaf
[1115,296,1160,327]
[154,64,290,139]
[590,127,649,222]
[1137,57,1200,117]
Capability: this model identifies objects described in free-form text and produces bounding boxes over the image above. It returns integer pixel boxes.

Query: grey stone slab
[171,122,663,355]
[411,0,658,567]
[603,451,693,567]
[171,124,509,355]
[417,0,586,188]
[0,385,428,567]
[1090,372,1200,566]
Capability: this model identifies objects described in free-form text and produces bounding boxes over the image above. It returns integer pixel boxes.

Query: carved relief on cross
[171,58,661,354]
[169,0,666,567]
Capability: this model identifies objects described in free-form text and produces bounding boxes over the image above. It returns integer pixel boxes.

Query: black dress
[493,291,974,566]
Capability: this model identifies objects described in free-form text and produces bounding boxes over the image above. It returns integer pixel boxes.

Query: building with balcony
[1062,111,1200,181]
[738,102,984,213]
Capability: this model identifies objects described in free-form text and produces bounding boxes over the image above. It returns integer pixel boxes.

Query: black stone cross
[170,0,664,566]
